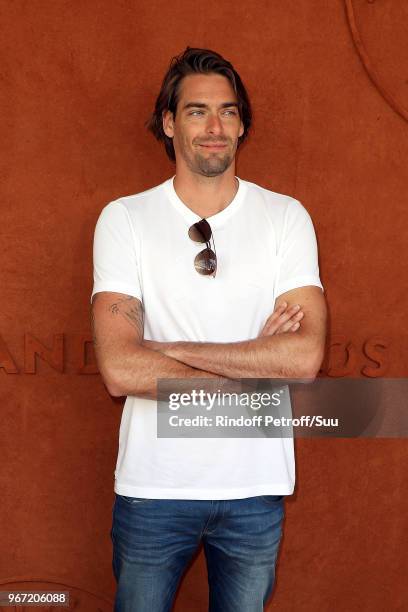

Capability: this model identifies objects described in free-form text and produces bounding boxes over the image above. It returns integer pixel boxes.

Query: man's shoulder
[114,178,169,208]
[241,178,307,216]
[96,178,170,225]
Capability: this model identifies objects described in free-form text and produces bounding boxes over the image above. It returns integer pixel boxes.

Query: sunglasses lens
[194,248,217,276]
[188,219,212,243]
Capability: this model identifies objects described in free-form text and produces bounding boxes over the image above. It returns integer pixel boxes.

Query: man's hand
[259,301,304,337]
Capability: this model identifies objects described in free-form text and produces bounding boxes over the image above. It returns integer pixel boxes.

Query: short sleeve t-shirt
[91,176,324,499]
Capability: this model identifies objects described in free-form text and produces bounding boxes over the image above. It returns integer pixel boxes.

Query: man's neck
[173,168,239,218]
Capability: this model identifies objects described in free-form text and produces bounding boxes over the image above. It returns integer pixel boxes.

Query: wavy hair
[145,47,252,162]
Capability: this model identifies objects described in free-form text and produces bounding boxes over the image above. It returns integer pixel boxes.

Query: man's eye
[223,110,238,116]
[189,110,204,116]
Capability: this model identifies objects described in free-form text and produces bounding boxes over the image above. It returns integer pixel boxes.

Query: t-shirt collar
[163,174,247,229]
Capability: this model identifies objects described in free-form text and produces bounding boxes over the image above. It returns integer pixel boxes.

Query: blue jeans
[111,493,285,611]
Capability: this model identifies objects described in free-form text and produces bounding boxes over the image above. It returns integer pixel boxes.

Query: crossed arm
[143,286,326,380]
[91,286,327,400]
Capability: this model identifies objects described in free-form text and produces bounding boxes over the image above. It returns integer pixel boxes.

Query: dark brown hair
[145,47,252,162]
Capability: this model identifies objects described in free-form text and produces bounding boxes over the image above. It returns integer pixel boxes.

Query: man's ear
[163,110,175,138]
[238,119,244,139]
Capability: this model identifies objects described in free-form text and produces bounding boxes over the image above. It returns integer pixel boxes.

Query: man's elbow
[299,347,325,380]
[103,365,152,398]
[276,344,324,381]
[105,379,125,397]
[100,367,125,397]
[96,345,146,398]
[98,360,137,398]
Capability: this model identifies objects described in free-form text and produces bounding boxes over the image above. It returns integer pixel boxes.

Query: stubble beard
[181,139,237,177]
[193,150,234,177]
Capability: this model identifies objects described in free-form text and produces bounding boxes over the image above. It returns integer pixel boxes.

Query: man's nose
[205,114,223,135]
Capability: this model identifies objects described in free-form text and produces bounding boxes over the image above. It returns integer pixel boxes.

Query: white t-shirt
[91,175,324,499]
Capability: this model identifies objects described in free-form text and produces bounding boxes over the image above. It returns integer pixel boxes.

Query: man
[91,47,326,612]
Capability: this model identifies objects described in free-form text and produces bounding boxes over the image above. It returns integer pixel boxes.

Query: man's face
[163,73,244,177]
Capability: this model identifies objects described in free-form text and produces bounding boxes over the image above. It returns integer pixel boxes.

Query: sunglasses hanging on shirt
[188,218,217,277]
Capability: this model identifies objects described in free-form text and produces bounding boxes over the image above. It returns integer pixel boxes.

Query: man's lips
[198,143,227,149]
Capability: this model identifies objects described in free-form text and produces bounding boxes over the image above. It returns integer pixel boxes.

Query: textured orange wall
[1,1,407,610]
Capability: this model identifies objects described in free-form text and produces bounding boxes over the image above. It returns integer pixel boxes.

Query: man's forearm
[107,344,255,400]
[92,292,258,402]
[143,330,323,380]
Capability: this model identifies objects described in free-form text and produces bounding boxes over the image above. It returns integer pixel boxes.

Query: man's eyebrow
[182,102,239,110]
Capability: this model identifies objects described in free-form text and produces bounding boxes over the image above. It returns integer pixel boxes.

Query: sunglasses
[188,218,217,277]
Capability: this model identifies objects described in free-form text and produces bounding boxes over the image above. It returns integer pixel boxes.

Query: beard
[191,149,234,176]
[179,138,237,177]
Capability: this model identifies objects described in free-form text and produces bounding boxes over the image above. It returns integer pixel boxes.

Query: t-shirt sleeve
[275,198,324,298]
[90,200,142,304]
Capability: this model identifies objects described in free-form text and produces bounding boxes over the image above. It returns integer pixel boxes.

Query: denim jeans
[111,493,285,612]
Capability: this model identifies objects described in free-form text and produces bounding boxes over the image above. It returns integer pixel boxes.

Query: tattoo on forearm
[108,295,144,336]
